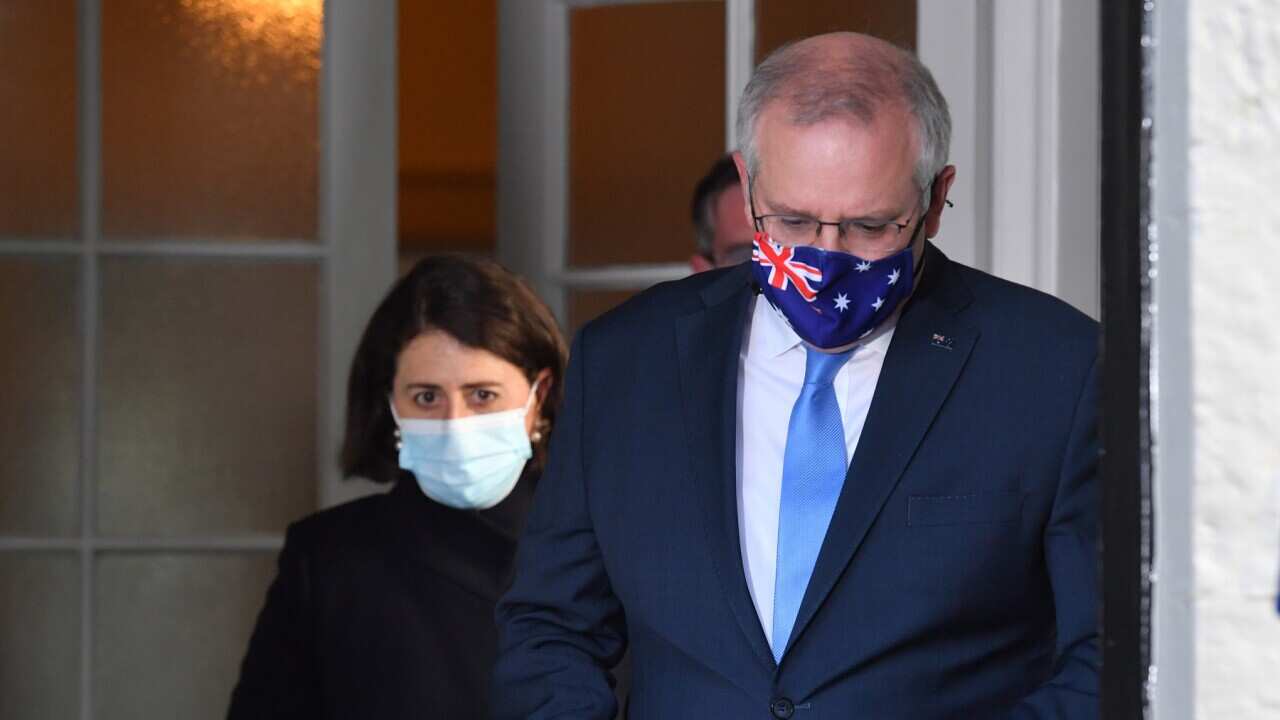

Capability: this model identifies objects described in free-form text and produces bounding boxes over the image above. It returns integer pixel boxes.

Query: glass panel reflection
[0,552,80,720]
[399,0,497,256]
[98,258,318,536]
[0,0,78,238]
[94,553,276,720]
[0,258,80,536]
[568,1,724,267]
[101,0,321,241]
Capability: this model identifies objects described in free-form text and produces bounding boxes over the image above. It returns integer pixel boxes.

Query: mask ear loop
[524,376,547,444]
[523,376,544,414]
[386,398,404,452]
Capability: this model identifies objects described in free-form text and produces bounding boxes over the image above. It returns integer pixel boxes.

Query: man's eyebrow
[760,198,809,216]
[760,198,903,222]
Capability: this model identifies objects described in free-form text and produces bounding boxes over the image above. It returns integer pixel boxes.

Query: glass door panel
[101,0,321,241]
[0,0,78,239]
[0,258,81,536]
[97,258,318,536]
[567,1,725,268]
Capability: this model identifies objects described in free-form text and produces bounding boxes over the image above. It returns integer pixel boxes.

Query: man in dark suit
[493,32,1099,719]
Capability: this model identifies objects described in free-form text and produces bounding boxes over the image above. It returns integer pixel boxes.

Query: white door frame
[920,0,1100,318]
[321,0,399,507]
[499,0,734,325]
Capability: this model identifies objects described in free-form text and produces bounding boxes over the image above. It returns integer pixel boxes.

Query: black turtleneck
[227,467,540,719]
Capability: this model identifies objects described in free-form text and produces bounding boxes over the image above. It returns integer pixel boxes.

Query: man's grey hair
[735,36,951,208]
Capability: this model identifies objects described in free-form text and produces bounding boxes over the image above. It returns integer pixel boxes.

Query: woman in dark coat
[227,255,568,719]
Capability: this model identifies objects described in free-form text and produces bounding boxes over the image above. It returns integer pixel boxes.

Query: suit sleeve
[491,331,628,719]
[1007,355,1101,719]
[226,522,321,720]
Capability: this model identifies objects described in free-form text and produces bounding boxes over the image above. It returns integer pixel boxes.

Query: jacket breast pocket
[907,491,1023,527]
[897,491,1027,594]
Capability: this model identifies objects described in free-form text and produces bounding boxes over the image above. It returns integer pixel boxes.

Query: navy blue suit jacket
[494,244,1099,719]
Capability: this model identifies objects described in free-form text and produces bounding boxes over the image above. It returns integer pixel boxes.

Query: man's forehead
[756,99,916,152]
[751,108,919,215]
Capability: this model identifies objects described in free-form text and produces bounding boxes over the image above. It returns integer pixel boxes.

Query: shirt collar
[752,294,898,359]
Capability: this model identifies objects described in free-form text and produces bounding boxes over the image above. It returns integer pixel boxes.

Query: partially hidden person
[690,153,756,272]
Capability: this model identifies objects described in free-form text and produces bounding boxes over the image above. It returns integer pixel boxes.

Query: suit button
[770,697,795,719]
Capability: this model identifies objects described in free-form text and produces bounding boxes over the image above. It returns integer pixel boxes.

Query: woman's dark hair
[340,254,568,484]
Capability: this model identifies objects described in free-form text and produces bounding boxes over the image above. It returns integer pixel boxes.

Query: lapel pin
[930,333,954,350]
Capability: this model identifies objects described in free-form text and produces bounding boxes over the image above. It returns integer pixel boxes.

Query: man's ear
[924,165,957,239]
[732,151,753,228]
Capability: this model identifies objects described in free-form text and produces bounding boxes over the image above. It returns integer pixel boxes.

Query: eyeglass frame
[745,175,953,247]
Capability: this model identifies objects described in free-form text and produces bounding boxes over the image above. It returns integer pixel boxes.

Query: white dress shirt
[735,295,896,647]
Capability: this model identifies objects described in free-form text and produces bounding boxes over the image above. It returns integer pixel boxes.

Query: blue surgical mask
[390,379,541,510]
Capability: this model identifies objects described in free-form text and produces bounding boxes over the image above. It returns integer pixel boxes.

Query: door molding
[920,0,1099,318]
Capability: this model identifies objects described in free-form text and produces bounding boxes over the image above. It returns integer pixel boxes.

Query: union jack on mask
[750,232,915,349]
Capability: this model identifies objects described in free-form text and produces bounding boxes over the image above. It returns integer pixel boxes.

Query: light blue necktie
[771,346,853,662]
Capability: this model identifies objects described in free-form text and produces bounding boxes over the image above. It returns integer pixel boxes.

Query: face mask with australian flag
[750,231,916,350]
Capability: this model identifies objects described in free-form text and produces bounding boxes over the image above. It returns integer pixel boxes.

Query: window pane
[0,258,79,536]
[94,553,276,720]
[569,289,640,334]
[98,259,318,536]
[101,0,321,241]
[568,2,725,267]
[755,0,916,61]
[0,552,80,720]
[0,0,78,238]
[399,0,496,256]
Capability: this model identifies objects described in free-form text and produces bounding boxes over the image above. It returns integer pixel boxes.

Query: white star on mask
[871,296,885,311]
[834,293,851,312]
[888,268,901,285]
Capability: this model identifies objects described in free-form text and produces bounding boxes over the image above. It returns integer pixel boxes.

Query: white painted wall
[1187,0,1280,716]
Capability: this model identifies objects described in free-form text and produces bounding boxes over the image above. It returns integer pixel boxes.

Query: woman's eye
[412,390,437,406]
[472,388,497,403]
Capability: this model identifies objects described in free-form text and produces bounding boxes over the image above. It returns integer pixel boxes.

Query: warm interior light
[179,0,322,79]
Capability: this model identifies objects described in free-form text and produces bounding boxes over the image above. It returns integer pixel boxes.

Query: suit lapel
[783,246,979,656]
[675,265,777,673]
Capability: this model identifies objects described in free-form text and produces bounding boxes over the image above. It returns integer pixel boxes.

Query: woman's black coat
[227,470,536,719]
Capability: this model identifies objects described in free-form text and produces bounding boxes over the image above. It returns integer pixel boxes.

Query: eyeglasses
[748,177,952,247]
[751,213,915,245]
